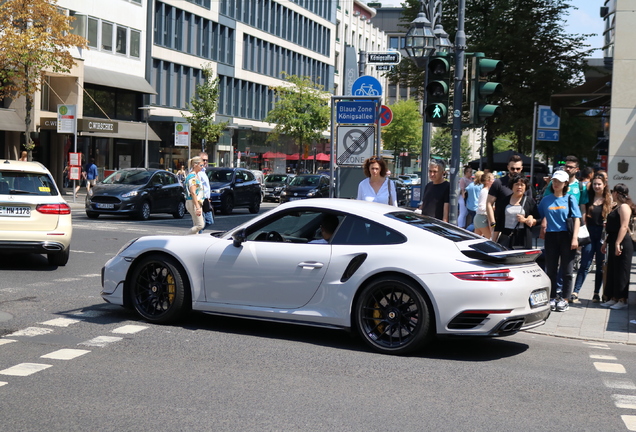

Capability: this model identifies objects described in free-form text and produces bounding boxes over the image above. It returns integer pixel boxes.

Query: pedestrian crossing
[0,312,149,388]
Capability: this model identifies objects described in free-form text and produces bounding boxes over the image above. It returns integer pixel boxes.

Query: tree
[182,63,228,159]
[265,74,330,173]
[394,0,593,169]
[381,99,422,168]
[0,0,87,153]
[430,128,471,164]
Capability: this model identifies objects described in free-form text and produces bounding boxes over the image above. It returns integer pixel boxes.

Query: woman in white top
[474,172,494,237]
[357,156,398,206]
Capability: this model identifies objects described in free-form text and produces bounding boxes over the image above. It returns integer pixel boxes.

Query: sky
[377,0,605,56]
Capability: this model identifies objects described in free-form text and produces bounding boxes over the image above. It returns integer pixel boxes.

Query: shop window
[87,17,98,48]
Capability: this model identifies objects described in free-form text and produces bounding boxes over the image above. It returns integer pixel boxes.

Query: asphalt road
[2,204,636,431]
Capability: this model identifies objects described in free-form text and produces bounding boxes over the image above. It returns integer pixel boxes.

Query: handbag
[577,224,591,246]
[202,198,212,213]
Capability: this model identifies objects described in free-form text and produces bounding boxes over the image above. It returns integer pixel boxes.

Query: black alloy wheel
[248,194,261,214]
[221,194,234,215]
[355,276,431,355]
[173,201,186,219]
[129,254,189,324]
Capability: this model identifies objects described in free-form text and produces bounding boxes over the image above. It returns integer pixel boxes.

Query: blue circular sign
[351,75,383,97]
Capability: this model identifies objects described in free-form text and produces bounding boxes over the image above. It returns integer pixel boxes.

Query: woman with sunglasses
[357,156,398,206]
[572,174,611,303]
[600,183,635,309]
[184,156,206,235]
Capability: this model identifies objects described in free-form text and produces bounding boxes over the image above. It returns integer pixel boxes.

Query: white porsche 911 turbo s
[101,199,550,355]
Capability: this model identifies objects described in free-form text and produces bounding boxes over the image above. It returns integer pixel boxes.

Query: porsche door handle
[298,262,324,269]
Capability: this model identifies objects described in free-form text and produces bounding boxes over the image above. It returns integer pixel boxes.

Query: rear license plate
[0,206,31,217]
[530,289,549,307]
[97,203,115,209]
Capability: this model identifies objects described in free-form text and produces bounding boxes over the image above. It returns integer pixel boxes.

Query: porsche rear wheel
[355,276,431,355]
[129,254,189,324]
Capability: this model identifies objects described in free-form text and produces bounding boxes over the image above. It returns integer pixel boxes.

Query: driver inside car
[309,214,339,244]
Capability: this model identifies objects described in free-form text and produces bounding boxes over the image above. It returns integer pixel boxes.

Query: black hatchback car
[206,167,262,215]
[85,168,186,220]
[279,174,330,203]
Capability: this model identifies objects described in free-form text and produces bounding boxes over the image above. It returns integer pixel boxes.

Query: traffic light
[424,52,452,124]
[469,53,503,126]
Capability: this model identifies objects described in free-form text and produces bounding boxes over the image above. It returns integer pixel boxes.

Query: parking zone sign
[336,126,375,166]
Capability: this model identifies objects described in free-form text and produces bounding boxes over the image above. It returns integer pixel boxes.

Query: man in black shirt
[418,159,449,221]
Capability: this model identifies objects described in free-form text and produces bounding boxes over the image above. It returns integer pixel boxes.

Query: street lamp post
[139,106,153,169]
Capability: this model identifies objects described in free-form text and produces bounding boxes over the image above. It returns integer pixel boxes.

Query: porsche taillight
[452,269,513,281]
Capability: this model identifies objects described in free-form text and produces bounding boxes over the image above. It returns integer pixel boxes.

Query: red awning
[262,151,287,159]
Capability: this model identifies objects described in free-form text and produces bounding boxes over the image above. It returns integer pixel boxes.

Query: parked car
[279,174,330,203]
[206,167,262,215]
[101,198,550,355]
[389,177,409,206]
[398,175,414,188]
[0,160,72,266]
[85,168,186,220]
[405,174,421,185]
[263,173,295,202]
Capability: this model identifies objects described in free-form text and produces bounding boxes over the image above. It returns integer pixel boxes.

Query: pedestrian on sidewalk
[600,183,635,309]
[474,172,494,238]
[184,156,205,235]
[198,152,214,232]
[539,170,581,312]
[573,174,611,303]
[492,174,538,249]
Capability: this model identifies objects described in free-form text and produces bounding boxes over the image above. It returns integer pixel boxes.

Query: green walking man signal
[424,52,452,124]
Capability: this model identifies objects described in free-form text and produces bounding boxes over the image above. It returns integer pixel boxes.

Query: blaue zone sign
[336,101,376,124]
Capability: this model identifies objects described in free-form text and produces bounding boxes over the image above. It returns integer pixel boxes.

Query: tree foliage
[430,128,471,164]
[182,63,227,148]
[393,0,594,167]
[265,74,330,165]
[382,99,422,156]
[0,0,87,150]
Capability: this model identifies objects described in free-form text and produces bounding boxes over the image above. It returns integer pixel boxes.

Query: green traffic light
[425,103,448,121]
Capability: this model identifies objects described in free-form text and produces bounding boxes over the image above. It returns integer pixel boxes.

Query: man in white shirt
[198,152,214,232]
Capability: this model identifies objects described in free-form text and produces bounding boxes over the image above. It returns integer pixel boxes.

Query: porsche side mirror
[232,228,247,247]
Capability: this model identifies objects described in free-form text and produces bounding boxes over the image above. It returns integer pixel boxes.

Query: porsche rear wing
[461,248,542,265]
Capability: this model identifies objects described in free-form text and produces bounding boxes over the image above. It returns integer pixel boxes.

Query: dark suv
[279,174,331,203]
[206,167,262,214]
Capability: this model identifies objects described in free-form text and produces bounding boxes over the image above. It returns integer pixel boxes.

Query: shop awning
[0,109,25,132]
[84,66,157,94]
[550,74,611,116]
[79,120,161,141]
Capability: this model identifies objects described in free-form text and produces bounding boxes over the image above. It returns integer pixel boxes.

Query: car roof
[280,198,397,216]
[1,160,51,174]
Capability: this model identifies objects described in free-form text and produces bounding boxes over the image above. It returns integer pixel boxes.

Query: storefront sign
[78,119,118,133]
[175,123,190,147]
[40,118,57,130]
[57,104,76,134]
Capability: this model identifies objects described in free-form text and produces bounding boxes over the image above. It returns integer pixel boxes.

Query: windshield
[103,170,150,185]
[208,169,234,183]
[289,176,320,187]
[265,174,288,182]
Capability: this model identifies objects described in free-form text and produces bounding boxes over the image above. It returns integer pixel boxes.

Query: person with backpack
[600,183,635,309]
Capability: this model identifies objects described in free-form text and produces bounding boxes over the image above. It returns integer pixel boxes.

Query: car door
[203,210,331,308]
[149,172,168,211]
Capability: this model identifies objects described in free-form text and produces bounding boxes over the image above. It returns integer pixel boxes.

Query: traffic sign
[537,129,560,141]
[336,101,376,124]
[351,75,382,96]
[379,105,393,127]
[537,105,560,129]
[376,65,392,71]
[367,51,401,65]
[336,126,375,165]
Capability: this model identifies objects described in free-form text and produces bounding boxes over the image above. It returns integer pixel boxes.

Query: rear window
[0,171,59,196]
[387,211,481,242]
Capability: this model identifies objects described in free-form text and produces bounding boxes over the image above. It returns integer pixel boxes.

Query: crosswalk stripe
[41,349,91,360]
[6,327,53,337]
[0,339,17,346]
[78,336,122,347]
[112,325,148,334]
[613,395,636,409]
[0,381,7,387]
[622,415,636,431]
[39,318,82,327]
[605,378,636,390]
[590,354,617,360]
[594,362,627,374]
[0,363,52,376]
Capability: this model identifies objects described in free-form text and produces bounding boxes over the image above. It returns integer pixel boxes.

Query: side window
[244,170,255,182]
[246,210,326,243]
[151,174,162,185]
[332,215,406,245]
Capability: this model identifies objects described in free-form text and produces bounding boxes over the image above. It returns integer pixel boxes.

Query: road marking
[6,327,54,337]
[71,250,95,254]
[622,415,636,431]
[0,339,16,346]
[112,325,148,334]
[40,318,82,327]
[79,336,122,347]
[70,310,106,318]
[613,395,636,409]
[0,363,52,376]
[604,378,636,390]
[594,362,627,373]
[52,278,82,282]
[41,349,90,360]
[584,342,609,347]
[590,354,617,360]
[0,381,6,387]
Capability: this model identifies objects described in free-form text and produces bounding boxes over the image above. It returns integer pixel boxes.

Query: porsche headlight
[122,190,138,198]
[115,238,139,256]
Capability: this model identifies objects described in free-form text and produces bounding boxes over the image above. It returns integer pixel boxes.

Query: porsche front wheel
[129,254,189,324]
[354,276,431,355]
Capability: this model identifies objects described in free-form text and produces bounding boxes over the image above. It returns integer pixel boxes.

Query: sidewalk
[62,188,86,210]
[528,239,636,344]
